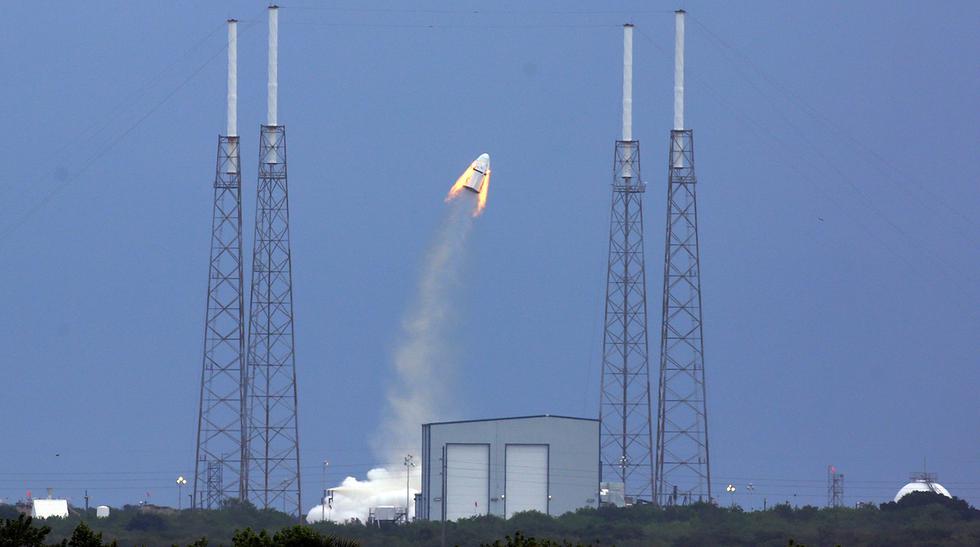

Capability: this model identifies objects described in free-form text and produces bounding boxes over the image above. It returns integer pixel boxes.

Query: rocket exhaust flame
[474,169,490,216]
[445,153,491,217]
[446,165,475,202]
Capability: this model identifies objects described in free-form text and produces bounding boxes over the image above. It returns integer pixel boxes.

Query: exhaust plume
[377,199,473,460]
[316,182,482,522]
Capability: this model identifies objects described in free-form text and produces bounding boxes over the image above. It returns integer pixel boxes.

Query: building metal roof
[423,414,599,426]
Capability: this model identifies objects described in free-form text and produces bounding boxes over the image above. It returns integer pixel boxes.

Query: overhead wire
[634,26,979,305]
[687,14,980,239]
[680,15,979,281]
[0,13,264,245]
[278,5,674,16]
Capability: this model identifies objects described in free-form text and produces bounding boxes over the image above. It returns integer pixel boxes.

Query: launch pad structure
[194,19,247,509]
[598,10,713,507]
[598,23,656,503]
[245,4,303,517]
[194,7,302,516]
[653,10,712,506]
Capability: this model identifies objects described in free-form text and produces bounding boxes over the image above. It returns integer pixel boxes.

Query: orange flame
[446,164,475,202]
[473,169,490,217]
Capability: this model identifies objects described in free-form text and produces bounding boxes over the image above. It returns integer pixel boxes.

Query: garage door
[505,444,548,518]
[446,444,489,521]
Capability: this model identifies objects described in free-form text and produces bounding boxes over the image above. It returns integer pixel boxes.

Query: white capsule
[463,153,491,194]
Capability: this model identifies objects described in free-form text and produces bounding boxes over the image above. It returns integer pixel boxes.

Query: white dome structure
[894,474,952,503]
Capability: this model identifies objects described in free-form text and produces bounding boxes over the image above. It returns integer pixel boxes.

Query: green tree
[124,512,167,532]
[62,521,117,547]
[0,514,50,547]
[481,530,589,547]
[233,526,358,547]
[271,525,358,546]
[232,527,272,547]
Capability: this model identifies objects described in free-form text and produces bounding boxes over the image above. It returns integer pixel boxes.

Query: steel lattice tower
[194,19,246,509]
[828,465,844,508]
[245,6,302,516]
[598,24,655,503]
[654,10,711,506]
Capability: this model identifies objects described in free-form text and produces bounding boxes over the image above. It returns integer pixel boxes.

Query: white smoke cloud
[312,198,476,523]
[307,467,408,524]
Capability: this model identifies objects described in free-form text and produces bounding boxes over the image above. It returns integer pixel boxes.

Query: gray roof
[423,414,599,426]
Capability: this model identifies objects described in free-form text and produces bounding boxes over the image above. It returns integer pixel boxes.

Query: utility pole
[176,476,187,509]
[321,460,329,522]
[404,454,416,523]
[441,446,447,547]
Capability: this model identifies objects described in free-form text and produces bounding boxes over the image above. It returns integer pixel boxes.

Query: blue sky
[0,0,977,511]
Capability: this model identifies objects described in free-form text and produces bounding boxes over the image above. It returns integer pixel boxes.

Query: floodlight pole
[441,446,447,547]
[321,460,329,522]
[404,454,416,523]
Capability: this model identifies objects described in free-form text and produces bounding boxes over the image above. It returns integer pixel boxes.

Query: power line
[0,16,264,246]
[687,14,980,240]
[634,27,979,305]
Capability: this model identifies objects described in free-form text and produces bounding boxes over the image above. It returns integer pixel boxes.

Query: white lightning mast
[673,10,685,131]
[622,23,634,142]
[227,19,238,137]
[268,5,279,126]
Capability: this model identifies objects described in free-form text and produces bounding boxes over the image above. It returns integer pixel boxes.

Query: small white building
[31,499,69,519]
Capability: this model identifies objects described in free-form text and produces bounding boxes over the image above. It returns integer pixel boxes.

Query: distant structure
[827,465,844,508]
[245,5,302,517]
[31,497,69,519]
[418,415,599,520]
[598,23,656,504]
[894,471,952,502]
[368,506,403,528]
[194,19,247,509]
[654,9,712,506]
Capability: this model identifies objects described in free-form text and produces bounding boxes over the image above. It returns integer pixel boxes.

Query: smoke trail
[311,198,476,523]
[377,199,473,459]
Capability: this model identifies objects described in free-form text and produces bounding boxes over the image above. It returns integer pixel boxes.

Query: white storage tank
[96,505,110,518]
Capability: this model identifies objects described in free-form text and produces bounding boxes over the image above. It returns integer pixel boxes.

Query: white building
[31,499,69,519]
[418,415,599,521]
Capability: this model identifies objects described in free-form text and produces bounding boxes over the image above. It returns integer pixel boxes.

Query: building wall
[420,415,599,520]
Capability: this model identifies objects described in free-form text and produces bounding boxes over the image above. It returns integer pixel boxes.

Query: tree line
[1,491,977,546]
